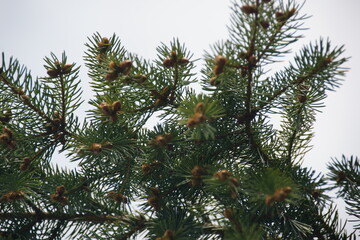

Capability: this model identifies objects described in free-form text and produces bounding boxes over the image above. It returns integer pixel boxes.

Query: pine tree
[0,0,358,239]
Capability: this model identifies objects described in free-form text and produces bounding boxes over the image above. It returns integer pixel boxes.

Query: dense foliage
[0,0,359,239]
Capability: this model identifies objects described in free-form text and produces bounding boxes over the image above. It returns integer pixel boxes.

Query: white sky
[1,0,360,236]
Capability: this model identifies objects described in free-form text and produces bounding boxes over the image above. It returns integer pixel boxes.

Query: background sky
[1,0,359,235]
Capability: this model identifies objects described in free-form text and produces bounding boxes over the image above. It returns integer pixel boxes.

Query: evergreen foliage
[0,0,358,239]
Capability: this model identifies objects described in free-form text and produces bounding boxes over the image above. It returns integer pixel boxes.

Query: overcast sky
[1,0,359,234]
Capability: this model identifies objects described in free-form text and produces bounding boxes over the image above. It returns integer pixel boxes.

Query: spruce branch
[48,220,66,240]
[0,0,356,238]
[0,71,52,124]
[59,74,67,130]
[115,216,146,240]
[124,103,157,114]
[229,0,274,166]
[328,156,360,231]
[118,157,135,194]
[285,104,305,163]
[257,1,307,64]
[245,0,260,115]
[0,212,137,224]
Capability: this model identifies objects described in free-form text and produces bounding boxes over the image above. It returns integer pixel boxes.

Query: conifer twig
[0,73,53,123]
[59,74,67,130]
[285,105,305,163]
[243,0,271,165]
[0,212,130,223]
[116,221,146,240]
